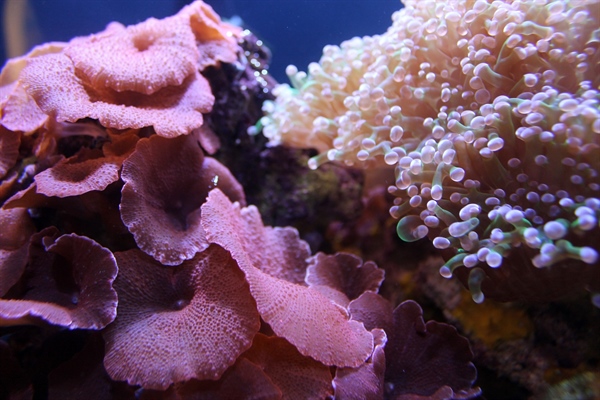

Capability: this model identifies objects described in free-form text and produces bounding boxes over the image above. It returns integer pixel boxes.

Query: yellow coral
[451,291,533,348]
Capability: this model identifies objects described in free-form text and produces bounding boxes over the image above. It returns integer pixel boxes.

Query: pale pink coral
[21,53,213,138]
[0,42,65,133]
[64,18,199,95]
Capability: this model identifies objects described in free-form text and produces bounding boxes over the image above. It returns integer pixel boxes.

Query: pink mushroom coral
[201,189,374,368]
[64,17,199,95]
[0,42,65,133]
[103,245,260,390]
[306,252,385,307]
[15,1,241,139]
[0,208,34,296]
[0,228,118,329]
[33,148,121,198]
[21,52,213,138]
[178,0,242,69]
[120,133,245,266]
[0,127,20,179]
[25,125,137,199]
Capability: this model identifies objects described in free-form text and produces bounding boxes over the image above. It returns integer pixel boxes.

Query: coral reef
[261,0,600,305]
[0,1,481,399]
[2,0,599,398]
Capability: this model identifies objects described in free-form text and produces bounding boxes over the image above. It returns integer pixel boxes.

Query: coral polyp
[393,86,600,303]
[261,0,600,303]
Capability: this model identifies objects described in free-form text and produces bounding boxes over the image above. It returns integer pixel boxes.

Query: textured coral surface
[1,0,599,399]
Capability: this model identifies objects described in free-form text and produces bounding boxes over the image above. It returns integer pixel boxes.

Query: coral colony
[261,0,600,305]
[0,1,598,399]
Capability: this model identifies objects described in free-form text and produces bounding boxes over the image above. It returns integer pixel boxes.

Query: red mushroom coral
[343,293,480,399]
[0,207,34,296]
[0,127,20,179]
[201,189,374,368]
[0,229,118,329]
[384,300,480,400]
[46,333,136,400]
[0,340,30,397]
[120,133,245,265]
[103,245,260,390]
[241,333,334,399]
[333,328,387,400]
[348,291,394,331]
[306,252,385,307]
[140,357,282,399]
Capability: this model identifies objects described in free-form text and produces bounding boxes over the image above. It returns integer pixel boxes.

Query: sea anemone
[261,0,600,303]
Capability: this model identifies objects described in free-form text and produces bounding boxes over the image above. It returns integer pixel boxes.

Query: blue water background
[0,0,401,83]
